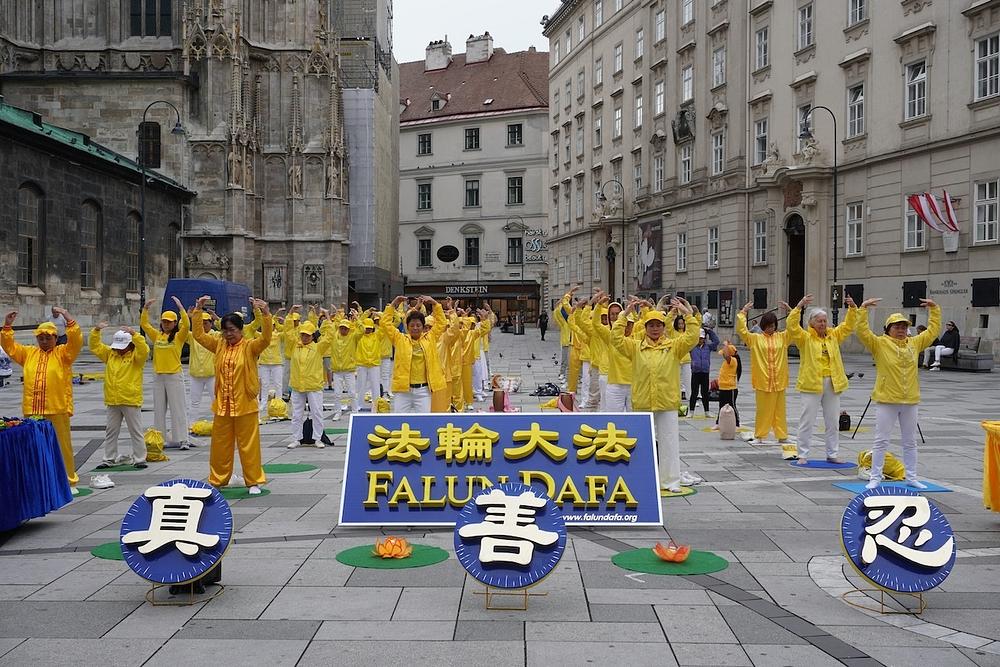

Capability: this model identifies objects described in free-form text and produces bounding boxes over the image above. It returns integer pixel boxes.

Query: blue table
[0,419,73,532]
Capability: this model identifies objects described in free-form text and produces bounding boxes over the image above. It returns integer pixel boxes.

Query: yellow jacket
[856,305,941,404]
[189,327,220,378]
[446,316,464,380]
[190,310,273,417]
[89,329,149,407]
[329,319,362,372]
[591,308,633,385]
[611,313,699,411]
[356,328,384,367]
[140,308,190,375]
[568,308,591,362]
[553,296,572,347]
[461,320,489,365]
[666,310,695,364]
[786,307,857,394]
[259,319,285,365]
[586,306,609,374]
[287,322,335,392]
[736,312,791,393]
[2,321,83,416]
[381,303,447,393]
[718,344,739,390]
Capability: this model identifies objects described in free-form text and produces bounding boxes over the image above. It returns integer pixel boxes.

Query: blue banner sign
[339,413,662,526]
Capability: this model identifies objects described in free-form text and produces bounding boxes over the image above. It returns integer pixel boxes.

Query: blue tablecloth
[0,419,73,532]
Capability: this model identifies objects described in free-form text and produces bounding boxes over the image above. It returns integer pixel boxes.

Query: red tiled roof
[399,48,549,123]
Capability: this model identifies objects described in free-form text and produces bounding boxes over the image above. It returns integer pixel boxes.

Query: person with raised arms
[380,295,447,413]
[140,296,191,449]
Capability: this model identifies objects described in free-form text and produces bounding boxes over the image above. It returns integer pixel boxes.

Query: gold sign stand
[475,585,547,611]
[842,588,926,615]
[146,581,225,606]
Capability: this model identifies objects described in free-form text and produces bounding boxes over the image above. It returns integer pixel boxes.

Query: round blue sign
[120,478,233,585]
[454,482,566,589]
[841,486,955,593]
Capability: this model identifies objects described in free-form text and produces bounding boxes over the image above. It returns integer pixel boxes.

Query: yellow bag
[539,397,558,410]
[267,390,289,419]
[190,420,213,436]
[857,450,905,481]
[375,396,391,413]
[144,428,168,462]
[781,443,798,460]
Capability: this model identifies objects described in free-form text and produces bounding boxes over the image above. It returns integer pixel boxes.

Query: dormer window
[431,99,442,111]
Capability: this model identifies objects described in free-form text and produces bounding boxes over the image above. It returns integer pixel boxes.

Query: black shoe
[95,462,113,469]
[134,462,148,469]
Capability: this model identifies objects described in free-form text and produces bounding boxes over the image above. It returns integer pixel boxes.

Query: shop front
[403,281,542,324]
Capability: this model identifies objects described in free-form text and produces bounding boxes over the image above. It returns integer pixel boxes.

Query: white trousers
[103,405,146,463]
[680,362,691,398]
[380,358,393,395]
[357,365,380,408]
[560,345,569,377]
[653,410,680,492]
[393,385,431,413]
[925,346,955,365]
[579,361,593,407]
[331,371,359,414]
[598,373,609,411]
[189,375,215,421]
[259,363,284,415]
[796,377,841,459]
[153,372,188,444]
[290,390,325,442]
[473,352,488,399]
[605,383,632,412]
[871,403,919,482]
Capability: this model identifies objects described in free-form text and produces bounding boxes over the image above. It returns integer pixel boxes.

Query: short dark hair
[673,315,685,330]
[405,311,426,327]
[220,313,244,331]
[759,312,778,331]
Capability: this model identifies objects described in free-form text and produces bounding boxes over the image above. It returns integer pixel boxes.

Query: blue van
[161,278,254,323]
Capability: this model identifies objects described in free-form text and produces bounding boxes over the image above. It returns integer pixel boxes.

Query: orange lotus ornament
[653,541,691,563]
[373,536,413,559]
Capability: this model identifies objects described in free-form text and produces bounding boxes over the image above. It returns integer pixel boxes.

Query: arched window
[126,212,141,292]
[17,185,42,286]
[80,201,101,289]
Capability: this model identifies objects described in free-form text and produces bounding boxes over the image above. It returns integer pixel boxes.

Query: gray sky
[393,0,554,64]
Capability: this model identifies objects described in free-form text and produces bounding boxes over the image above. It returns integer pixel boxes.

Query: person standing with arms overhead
[354,313,384,410]
[141,296,191,448]
[90,324,150,469]
[257,307,287,419]
[785,294,857,465]
[538,310,549,341]
[688,327,720,417]
[553,286,578,383]
[187,310,218,422]
[328,309,362,419]
[285,316,333,445]
[736,302,793,444]
[854,295,940,489]
[2,307,82,494]
[191,296,273,494]
[380,295,446,413]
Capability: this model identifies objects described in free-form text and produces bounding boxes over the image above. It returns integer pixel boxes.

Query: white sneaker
[332,413,342,421]
[248,485,262,495]
[71,486,80,496]
[179,442,191,451]
[661,483,683,494]
[865,480,880,490]
[680,472,703,485]
[931,361,941,368]
[314,442,326,449]
[91,474,115,490]
[907,479,928,490]
[227,474,245,488]
[929,367,940,372]
[287,441,299,449]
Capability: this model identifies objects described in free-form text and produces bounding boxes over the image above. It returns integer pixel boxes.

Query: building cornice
[400,106,548,129]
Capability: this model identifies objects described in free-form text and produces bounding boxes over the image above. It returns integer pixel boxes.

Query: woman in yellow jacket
[736,302,793,443]
[257,308,286,419]
[285,318,334,444]
[381,296,446,413]
[853,295,941,489]
[784,294,857,465]
[188,311,218,422]
[191,296,273,494]
[447,311,467,411]
[611,298,699,495]
[590,293,633,411]
[715,341,741,427]
[90,324,150,469]
[355,314,384,409]
[329,311,362,418]
[2,307,82,493]
[141,296,190,448]
[567,301,593,407]
[429,314,460,412]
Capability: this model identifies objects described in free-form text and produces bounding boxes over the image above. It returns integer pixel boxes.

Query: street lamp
[137,100,185,304]
[799,105,839,324]
[597,179,626,301]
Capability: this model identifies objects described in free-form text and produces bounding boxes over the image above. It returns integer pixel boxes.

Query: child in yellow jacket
[90,324,150,468]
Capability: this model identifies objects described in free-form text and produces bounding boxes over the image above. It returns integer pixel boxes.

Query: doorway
[784,214,805,306]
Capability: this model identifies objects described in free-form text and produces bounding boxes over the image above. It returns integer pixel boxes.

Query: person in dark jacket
[688,328,720,416]
[924,320,960,370]
[538,311,549,341]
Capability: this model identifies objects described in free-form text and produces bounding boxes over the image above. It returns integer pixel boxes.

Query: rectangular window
[708,226,719,267]
[679,144,692,184]
[848,83,865,137]
[80,204,98,289]
[635,29,644,59]
[634,94,643,128]
[576,254,583,282]
[754,118,768,165]
[576,179,584,218]
[846,202,864,256]
[753,219,767,264]
[654,80,665,115]
[798,3,814,50]
[682,65,693,102]
[594,115,603,147]
[417,133,432,155]
[614,43,623,73]
[594,57,603,85]
[554,40,561,65]
[904,206,924,251]
[755,27,769,70]
[797,104,812,153]
[594,0,603,27]
[906,61,927,120]
[614,0,622,11]
[565,29,571,55]
[552,135,559,168]
[17,188,40,287]
[563,187,571,224]
[593,249,602,281]
[654,155,664,192]
[577,69,585,98]
[633,153,642,190]
[712,132,725,175]
[578,16,585,43]
[130,0,172,37]
[712,47,726,87]
[464,180,480,207]
[681,0,694,25]
[848,0,866,26]
[576,123,585,156]
[977,34,999,100]
[613,106,622,138]
[564,80,572,109]
[553,92,560,116]
[464,128,480,150]
[417,183,432,210]
[126,215,139,292]
[976,180,999,243]
[655,9,665,43]
[507,123,523,146]
[508,237,523,265]
[507,176,524,205]
[677,232,688,271]
[465,236,480,266]
[564,131,571,162]
[418,239,432,267]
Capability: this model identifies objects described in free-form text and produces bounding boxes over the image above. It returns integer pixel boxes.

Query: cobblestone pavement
[1,327,998,666]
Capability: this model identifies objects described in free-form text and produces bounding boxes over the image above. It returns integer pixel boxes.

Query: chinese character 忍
[458,488,558,566]
[860,495,954,568]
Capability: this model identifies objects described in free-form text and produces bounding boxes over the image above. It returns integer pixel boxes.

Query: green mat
[660,487,697,498]
[324,427,349,435]
[88,464,144,473]
[335,544,449,569]
[612,548,729,576]
[90,542,124,561]
[219,486,272,500]
[262,463,319,474]
[71,487,94,499]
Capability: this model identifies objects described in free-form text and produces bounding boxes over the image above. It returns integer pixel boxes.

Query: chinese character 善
[458,488,558,566]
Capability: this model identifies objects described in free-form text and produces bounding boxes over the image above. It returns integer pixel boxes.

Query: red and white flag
[941,189,960,232]
[907,193,949,232]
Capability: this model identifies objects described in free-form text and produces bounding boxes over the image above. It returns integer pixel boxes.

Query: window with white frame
[846,202,864,256]
[681,0,693,25]
[654,80,665,115]
[553,92,560,116]
[635,28,644,59]
[613,105,622,138]
[906,61,927,120]
[676,232,688,271]
[575,179,584,218]
[798,3,814,50]
[754,118,768,165]
[592,249,602,280]
[753,219,767,264]
[712,47,726,87]
[904,204,924,250]
[577,69,585,98]
[564,80,571,108]
[796,104,812,153]
[554,40,560,65]
[612,159,622,185]
[655,9,665,43]
[755,27,769,70]
[417,182,432,210]
[507,176,524,205]
[681,65,693,101]
[507,123,523,146]
[975,179,999,243]
[576,123,584,156]
[563,186,571,224]
[594,115,603,146]
[564,130,571,162]
[654,154,664,191]
[595,56,603,85]
[418,238,432,267]
[614,43,623,73]
[634,93,643,128]
[576,253,584,282]
[578,16,585,43]
[848,83,865,137]
[708,226,719,267]
[552,135,559,167]
[633,152,642,190]
[614,0,622,11]
[594,0,603,27]
[712,132,725,175]
[464,179,480,207]
[848,0,866,26]
[679,144,692,184]
[976,34,999,101]
[465,236,480,266]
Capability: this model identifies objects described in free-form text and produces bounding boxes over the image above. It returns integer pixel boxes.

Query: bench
[941,336,994,372]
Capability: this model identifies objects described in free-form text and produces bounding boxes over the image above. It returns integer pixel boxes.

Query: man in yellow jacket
[2,307,82,492]
[854,295,941,489]
[381,296,447,412]
[90,325,150,469]
[355,315,384,410]
[785,295,857,465]
[737,302,793,443]
[611,297,699,496]
[257,308,286,419]
[329,312,362,417]
[188,311,218,422]
[286,318,334,444]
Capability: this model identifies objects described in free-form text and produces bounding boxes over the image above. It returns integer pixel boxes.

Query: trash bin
[982,421,1000,512]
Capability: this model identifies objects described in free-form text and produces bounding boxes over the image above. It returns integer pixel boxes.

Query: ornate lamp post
[799,105,839,324]
[596,179,626,301]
